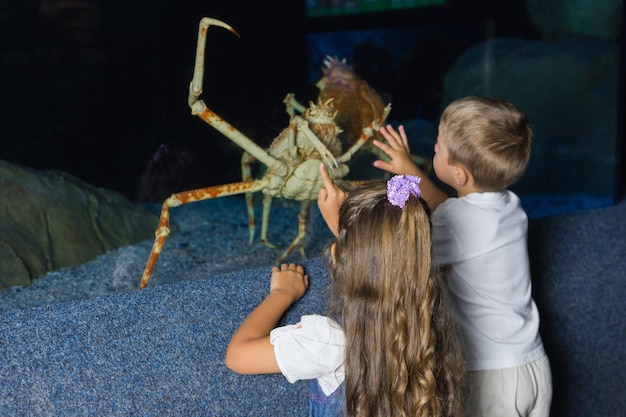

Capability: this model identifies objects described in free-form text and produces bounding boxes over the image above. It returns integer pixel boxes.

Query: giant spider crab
[138,18,390,289]
[285,56,431,174]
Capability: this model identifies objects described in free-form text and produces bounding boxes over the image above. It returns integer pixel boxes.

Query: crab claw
[312,138,339,170]
[294,117,339,169]
[189,18,240,108]
[320,148,339,170]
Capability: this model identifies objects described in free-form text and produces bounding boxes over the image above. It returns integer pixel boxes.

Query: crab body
[253,98,346,201]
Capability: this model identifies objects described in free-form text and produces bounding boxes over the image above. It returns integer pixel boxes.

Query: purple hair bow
[387,175,422,209]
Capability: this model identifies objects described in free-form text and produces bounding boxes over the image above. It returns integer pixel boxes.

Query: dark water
[1,0,622,217]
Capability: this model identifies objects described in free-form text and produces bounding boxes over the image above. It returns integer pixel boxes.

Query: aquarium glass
[306,0,446,17]
[305,1,624,218]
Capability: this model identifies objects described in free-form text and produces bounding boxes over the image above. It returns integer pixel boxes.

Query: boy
[318,96,552,416]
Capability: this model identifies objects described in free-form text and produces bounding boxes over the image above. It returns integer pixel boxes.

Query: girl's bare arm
[225,264,309,374]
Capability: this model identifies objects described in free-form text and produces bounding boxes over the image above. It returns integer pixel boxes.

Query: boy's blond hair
[440,96,532,191]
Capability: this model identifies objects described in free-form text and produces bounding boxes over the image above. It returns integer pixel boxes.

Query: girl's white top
[432,191,545,371]
[270,314,345,396]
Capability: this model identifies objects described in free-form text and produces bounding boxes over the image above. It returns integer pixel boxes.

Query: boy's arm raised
[374,125,449,211]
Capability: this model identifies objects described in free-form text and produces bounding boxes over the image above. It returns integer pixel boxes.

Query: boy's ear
[454,164,475,188]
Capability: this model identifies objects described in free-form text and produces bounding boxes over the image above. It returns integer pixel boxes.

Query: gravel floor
[0,196,335,313]
[1,191,615,313]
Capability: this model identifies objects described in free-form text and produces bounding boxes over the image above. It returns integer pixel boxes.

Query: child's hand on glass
[270,263,309,303]
[374,125,421,176]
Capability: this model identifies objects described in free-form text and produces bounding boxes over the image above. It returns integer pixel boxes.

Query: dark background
[1,0,623,202]
[1,0,311,200]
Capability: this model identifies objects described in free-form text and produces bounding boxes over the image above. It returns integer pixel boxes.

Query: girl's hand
[373,125,422,177]
[270,263,309,303]
[225,263,308,375]
[317,162,345,237]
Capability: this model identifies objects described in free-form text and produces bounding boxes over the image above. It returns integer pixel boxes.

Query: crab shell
[264,98,346,201]
[316,57,388,149]
[268,98,343,160]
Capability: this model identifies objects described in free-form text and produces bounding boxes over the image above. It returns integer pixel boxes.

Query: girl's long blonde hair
[324,181,464,417]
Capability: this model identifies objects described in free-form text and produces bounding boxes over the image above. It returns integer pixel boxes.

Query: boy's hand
[270,263,309,303]
[373,125,422,177]
[317,163,345,237]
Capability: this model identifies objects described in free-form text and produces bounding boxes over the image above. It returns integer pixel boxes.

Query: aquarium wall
[306,0,624,218]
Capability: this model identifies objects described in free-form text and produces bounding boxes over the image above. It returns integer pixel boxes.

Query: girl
[226,165,464,417]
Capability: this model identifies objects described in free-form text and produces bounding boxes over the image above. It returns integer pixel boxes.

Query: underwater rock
[0,160,159,288]
[441,37,620,196]
[526,0,622,41]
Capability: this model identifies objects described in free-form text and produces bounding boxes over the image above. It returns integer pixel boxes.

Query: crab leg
[138,179,267,289]
[188,17,282,169]
[283,93,307,117]
[188,18,239,108]
[293,116,338,168]
[241,151,258,244]
[259,194,277,249]
[337,103,391,164]
[276,200,310,263]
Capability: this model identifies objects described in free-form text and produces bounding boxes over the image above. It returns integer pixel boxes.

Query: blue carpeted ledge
[0,259,331,416]
[1,199,625,416]
[527,199,626,417]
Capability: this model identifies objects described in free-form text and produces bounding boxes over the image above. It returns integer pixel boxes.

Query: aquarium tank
[1,0,623,219]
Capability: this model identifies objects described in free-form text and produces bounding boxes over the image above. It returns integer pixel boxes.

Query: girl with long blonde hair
[226,164,464,417]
